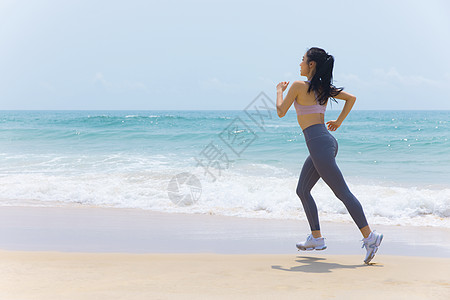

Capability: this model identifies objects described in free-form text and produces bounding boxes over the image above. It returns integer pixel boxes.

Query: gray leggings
[296,123,368,231]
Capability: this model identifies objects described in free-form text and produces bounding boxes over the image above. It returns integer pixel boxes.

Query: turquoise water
[0,110,449,227]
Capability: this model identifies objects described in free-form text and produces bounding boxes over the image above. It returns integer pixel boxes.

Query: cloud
[337,73,366,86]
[124,81,147,90]
[198,77,240,93]
[93,72,112,87]
[258,76,277,86]
[338,67,445,88]
[372,67,441,87]
[93,72,148,92]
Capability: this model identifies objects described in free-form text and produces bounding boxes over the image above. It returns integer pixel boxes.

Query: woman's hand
[326,120,341,131]
[276,81,290,92]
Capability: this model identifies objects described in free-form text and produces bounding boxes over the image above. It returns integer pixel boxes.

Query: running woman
[276,47,383,264]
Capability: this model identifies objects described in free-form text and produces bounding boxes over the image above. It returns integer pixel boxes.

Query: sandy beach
[1,251,449,299]
[0,205,449,299]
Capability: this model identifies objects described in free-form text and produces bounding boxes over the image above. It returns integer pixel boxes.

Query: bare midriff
[297,113,325,131]
[296,82,328,131]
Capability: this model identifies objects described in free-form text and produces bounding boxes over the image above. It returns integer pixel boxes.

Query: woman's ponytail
[306,48,343,105]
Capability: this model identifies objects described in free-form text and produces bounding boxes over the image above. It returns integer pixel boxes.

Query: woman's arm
[276,81,301,118]
[326,90,356,131]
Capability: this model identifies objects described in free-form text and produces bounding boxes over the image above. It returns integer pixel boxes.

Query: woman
[276,47,383,264]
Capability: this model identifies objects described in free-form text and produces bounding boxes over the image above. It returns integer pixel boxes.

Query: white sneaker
[296,234,327,251]
[361,230,383,264]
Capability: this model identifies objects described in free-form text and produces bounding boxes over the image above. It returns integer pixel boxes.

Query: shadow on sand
[271,256,383,273]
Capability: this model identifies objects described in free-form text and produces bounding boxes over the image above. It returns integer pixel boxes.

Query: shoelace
[361,238,377,249]
[361,231,377,248]
[301,235,322,243]
[361,237,371,249]
[308,234,325,241]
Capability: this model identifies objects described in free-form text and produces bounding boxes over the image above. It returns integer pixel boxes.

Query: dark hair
[306,47,344,105]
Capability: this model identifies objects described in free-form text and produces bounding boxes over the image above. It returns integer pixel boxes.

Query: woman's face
[299,52,314,78]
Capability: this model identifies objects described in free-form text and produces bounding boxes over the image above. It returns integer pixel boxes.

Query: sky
[0,0,449,110]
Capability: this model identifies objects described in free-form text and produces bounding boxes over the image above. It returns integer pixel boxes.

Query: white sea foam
[0,164,448,228]
[1,110,449,228]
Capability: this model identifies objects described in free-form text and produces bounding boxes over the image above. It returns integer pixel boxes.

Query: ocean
[0,109,449,228]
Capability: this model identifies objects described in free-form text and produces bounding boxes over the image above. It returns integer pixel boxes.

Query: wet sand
[0,205,449,299]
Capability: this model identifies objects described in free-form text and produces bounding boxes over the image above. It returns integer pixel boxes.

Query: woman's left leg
[307,134,369,233]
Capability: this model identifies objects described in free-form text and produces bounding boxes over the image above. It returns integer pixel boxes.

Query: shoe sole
[364,234,383,264]
[296,245,327,251]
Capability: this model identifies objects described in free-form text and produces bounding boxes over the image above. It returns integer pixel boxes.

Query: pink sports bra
[294,81,327,116]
